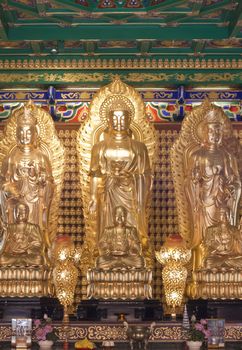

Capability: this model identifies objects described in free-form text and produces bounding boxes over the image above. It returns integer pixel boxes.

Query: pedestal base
[187,267,242,299]
[0,266,53,297]
[87,268,152,300]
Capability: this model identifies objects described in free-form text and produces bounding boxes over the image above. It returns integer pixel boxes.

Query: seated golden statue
[78,77,156,299]
[0,101,54,239]
[0,202,46,266]
[171,100,242,299]
[0,100,65,297]
[204,208,242,269]
[96,206,145,269]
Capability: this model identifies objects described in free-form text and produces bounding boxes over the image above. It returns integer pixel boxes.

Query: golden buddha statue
[78,77,156,299]
[0,101,54,239]
[204,207,242,269]
[96,206,145,269]
[89,106,152,262]
[0,202,46,266]
[0,100,65,297]
[171,100,242,299]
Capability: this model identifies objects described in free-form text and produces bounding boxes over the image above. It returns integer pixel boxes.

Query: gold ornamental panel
[1,323,242,341]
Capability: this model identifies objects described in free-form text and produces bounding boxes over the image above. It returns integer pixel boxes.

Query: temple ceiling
[0,0,241,59]
[0,0,241,86]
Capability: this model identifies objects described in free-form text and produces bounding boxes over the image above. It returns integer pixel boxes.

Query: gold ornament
[156,234,191,309]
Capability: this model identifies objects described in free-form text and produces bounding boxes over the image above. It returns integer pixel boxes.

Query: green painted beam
[0,6,9,40]
[30,41,42,54]
[228,1,242,37]
[137,40,153,54]
[165,0,230,24]
[191,0,204,15]
[6,1,73,25]
[35,0,47,16]
[83,41,98,54]
[191,40,206,55]
[146,0,188,12]
[51,0,94,13]
[0,54,240,61]
[199,0,231,16]
[7,24,228,41]
[7,0,39,18]
[57,40,65,53]
[0,69,240,87]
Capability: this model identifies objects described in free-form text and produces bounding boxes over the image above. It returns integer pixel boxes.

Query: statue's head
[16,101,37,146]
[205,109,224,146]
[100,95,134,134]
[219,207,229,224]
[113,205,127,226]
[15,202,29,223]
[108,104,131,133]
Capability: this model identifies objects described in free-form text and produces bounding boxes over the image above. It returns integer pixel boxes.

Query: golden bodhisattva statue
[96,206,145,270]
[171,100,242,299]
[0,100,65,297]
[184,108,241,249]
[0,102,54,242]
[78,77,156,299]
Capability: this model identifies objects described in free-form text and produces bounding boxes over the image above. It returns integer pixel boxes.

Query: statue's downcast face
[108,110,131,132]
[207,122,223,145]
[15,203,29,223]
[114,206,127,226]
[17,125,36,146]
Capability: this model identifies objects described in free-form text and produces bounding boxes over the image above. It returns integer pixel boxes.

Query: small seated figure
[204,208,242,269]
[96,206,145,270]
[0,202,46,266]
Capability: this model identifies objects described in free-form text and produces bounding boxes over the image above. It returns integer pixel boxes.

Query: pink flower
[204,329,212,339]
[36,328,47,341]
[195,323,204,331]
[44,325,53,333]
[34,319,41,327]
[33,316,59,342]
[200,319,207,325]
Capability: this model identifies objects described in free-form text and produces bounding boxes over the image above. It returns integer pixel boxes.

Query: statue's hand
[88,199,97,215]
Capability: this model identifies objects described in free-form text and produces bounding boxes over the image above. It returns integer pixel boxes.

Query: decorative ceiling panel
[0,0,241,60]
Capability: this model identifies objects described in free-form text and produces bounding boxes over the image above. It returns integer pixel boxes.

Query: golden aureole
[171,99,242,299]
[0,100,65,297]
[77,76,156,299]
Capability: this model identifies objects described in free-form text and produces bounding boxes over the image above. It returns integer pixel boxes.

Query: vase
[186,340,203,350]
[38,340,54,349]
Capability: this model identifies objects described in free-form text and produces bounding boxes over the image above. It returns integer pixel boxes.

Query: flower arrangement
[33,314,59,342]
[187,319,211,342]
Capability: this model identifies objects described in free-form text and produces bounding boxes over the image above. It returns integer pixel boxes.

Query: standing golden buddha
[78,77,156,299]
